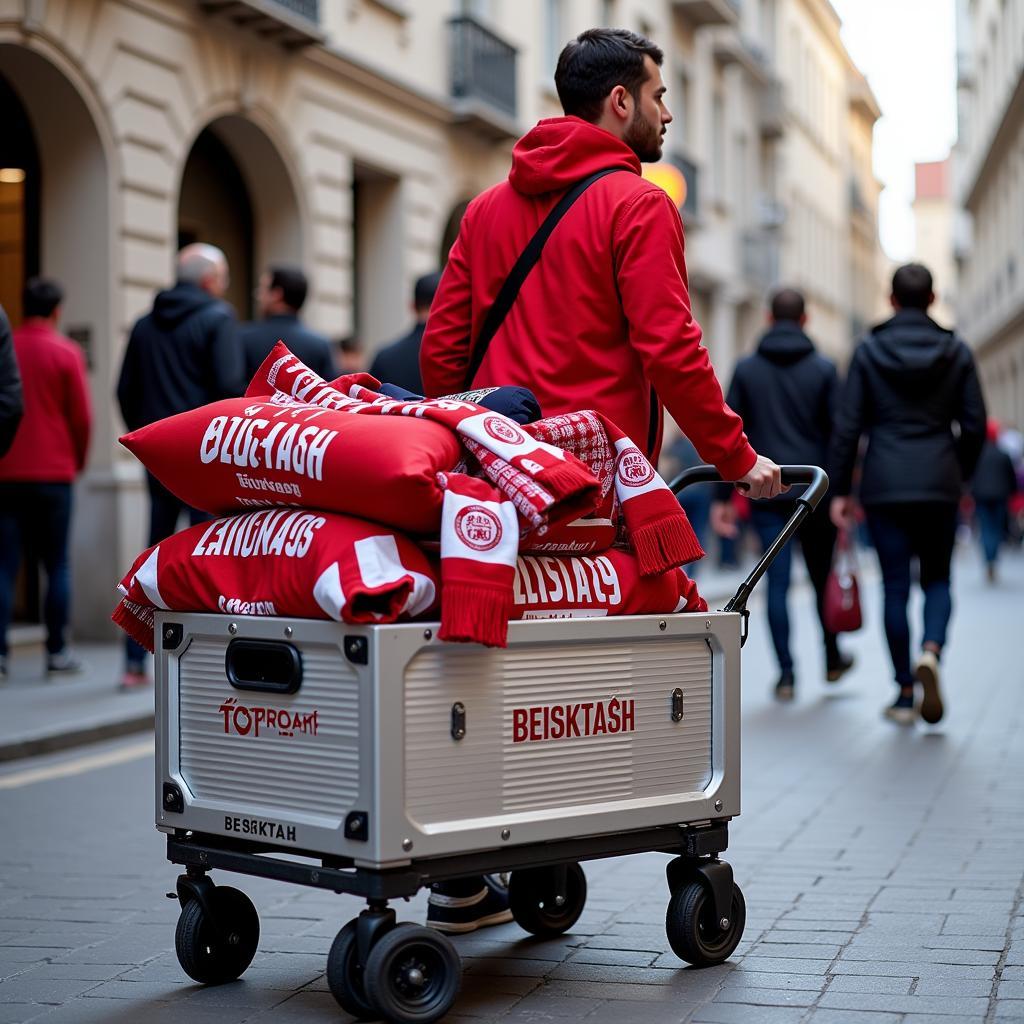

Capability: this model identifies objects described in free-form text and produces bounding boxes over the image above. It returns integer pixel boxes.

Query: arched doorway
[178,116,303,321]
[0,44,112,640]
[0,73,41,325]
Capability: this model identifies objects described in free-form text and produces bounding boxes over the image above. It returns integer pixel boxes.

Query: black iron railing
[449,16,518,119]
[270,0,319,20]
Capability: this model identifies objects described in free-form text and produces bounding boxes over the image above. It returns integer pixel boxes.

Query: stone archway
[0,43,113,639]
[178,114,304,321]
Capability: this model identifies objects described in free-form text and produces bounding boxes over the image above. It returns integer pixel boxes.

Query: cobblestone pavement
[0,547,1021,1023]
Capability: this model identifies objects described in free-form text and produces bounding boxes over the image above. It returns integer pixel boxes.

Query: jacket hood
[152,282,219,328]
[863,309,961,386]
[509,117,642,195]
[757,321,816,365]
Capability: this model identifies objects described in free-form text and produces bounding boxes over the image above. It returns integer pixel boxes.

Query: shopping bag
[823,529,862,633]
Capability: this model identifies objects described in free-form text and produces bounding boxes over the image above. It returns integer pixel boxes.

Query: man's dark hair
[891,263,933,310]
[770,288,805,323]
[414,271,442,313]
[268,265,308,312]
[338,335,361,355]
[555,28,663,123]
[23,277,63,319]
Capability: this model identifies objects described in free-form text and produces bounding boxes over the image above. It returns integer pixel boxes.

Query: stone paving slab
[0,550,1022,1022]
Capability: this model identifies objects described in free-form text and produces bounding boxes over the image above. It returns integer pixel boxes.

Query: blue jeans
[124,473,210,669]
[0,482,74,658]
[749,501,840,675]
[865,503,957,687]
[976,499,1007,566]
[679,487,711,577]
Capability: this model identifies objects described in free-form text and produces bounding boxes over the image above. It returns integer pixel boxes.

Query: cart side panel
[403,634,712,824]
[157,614,372,855]
[178,637,361,819]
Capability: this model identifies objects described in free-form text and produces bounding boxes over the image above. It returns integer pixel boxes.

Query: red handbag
[824,529,862,633]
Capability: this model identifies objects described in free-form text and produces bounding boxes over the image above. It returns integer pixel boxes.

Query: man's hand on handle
[738,455,787,500]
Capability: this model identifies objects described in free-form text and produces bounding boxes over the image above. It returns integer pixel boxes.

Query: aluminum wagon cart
[154,465,827,1023]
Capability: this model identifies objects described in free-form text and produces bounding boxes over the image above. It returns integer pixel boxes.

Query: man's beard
[625,108,664,163]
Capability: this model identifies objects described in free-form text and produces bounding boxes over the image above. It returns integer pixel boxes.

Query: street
[1,547,1022,1024]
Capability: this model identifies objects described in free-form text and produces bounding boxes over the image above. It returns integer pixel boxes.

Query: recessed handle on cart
[225,639,303,695]
[666,464,828,616]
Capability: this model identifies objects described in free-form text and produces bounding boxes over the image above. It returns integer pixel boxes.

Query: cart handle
[666,464,828,617]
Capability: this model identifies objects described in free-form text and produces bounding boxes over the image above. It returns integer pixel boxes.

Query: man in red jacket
[0,278,92,680]
[421,27,781,497]
[420,27,782,937]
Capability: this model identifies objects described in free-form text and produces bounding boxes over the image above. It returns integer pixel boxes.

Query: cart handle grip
[665,464,828,616]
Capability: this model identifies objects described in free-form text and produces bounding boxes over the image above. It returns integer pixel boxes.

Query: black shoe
[826,652,855,683]
[427,882,512,934]
[774,672,795,702]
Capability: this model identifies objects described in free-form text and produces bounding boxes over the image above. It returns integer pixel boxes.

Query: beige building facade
[0,0,881,641]
[913,158,956,328]
[954,0,1024,428]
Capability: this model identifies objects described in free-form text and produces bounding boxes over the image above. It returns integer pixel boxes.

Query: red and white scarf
[246,342,599,527]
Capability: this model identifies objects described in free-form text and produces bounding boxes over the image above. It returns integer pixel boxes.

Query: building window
[677,72,691,148]
[544,0,564,75]
[712,91,726,201]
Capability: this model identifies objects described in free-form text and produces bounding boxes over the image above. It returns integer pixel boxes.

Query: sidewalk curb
[0,712,154,763]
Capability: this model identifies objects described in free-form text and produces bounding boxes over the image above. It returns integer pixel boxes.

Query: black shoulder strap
[464,167,624,389]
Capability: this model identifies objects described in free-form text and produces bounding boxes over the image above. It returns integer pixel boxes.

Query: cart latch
[451,702,466,741]
[670,688,684,722]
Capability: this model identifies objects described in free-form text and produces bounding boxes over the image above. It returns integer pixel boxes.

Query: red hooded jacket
[0,320,91,483]
[420,117,756,476]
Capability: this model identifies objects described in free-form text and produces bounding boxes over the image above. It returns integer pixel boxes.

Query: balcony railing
[671,0,740,27]
[449,15,518,134]
[269,0,318,19]
[198,0,323,48]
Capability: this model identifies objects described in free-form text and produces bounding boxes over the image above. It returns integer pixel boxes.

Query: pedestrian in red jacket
[421,27,781,498]
[0,278,92,680]
[420,26,783,939]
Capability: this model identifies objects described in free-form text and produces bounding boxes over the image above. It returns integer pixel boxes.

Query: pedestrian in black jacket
[712,288,852,700]
[830,263,987,726]
[369,272,441,394]
[0,305,23,458]
[239,265,337,383]
[972,422,1018,582]
[116,243,244,688]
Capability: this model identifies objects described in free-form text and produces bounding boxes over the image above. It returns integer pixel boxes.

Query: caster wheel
[665,880,746,967]
[362,924,461,1024]
[508,863,587,937]
[174,885,259,984]
[326,919,377,1019]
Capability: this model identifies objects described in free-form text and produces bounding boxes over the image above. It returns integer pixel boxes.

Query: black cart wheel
[508,863,587,937]
[326,919,377,1019]
[174,885,260,984]
[362,924,461,1024]
[665,879,746,967]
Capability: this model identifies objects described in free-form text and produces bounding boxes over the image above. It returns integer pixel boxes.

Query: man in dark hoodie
[711,289,852,701]
[116,243,244,687]
[830,263,986,726]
